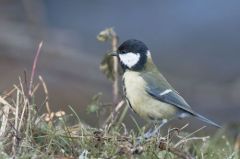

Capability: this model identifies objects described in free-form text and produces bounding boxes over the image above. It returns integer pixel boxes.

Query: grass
[0,64,239,159]
[0,67,238,159]
[0,33,239,158]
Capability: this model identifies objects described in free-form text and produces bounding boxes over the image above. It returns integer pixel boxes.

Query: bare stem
[39,75,51,115]
[103,100,125,128]
[111,29,119,106]
[28,41,43,97]
[98,28,121,127]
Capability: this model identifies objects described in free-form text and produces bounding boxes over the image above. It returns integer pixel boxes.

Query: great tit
[111,39,221,129]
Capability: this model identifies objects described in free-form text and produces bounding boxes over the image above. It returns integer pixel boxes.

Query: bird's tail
[194,113,221,128]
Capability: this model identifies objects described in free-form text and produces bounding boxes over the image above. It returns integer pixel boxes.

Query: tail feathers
[194,113,221,128]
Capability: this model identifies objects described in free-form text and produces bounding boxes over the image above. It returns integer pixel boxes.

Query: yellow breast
[123,71,177,121]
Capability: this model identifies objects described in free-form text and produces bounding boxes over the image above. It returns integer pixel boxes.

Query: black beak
[109,51,118,56]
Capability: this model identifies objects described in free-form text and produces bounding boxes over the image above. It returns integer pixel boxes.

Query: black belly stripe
[122,78,126,96]
[126,97,136,113]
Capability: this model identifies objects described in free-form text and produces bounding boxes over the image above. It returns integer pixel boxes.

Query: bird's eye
[121,50,127,54]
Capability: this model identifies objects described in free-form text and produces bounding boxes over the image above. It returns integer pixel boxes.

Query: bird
[110,39,221,137]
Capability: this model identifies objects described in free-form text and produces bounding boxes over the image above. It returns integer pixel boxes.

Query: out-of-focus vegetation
[0,29,239,158]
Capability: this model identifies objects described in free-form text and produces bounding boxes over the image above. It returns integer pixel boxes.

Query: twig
[176,126,206,140]
[174,126,207,148]
[12,79,29,132]
[2,87,17,99]
[39,75,51,115]
[103,100,125,128]
[31,83,40,95]
[110,29,119,107]
[0,105,10,137]
[179,123,189,131]
[24,70,28,96]
[159,140,193,159]
[174,136,209,148]
[0,96,16,111]
[18,98,28,132]
[12,90,20,157]
[28,41,43,97]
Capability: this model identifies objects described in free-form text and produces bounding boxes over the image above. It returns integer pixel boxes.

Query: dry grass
[0,80,238,158]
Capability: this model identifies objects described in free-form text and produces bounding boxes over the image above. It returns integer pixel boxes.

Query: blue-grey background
[0,0,240,128]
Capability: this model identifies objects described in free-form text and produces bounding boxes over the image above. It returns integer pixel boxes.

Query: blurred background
[0,0,240,129]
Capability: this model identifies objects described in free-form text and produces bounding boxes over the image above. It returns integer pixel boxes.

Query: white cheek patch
[119,52,140,68]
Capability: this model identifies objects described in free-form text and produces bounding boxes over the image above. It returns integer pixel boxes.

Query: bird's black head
[116,39,149,71]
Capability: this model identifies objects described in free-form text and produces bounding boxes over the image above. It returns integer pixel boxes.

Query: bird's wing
[146,86,194,114]
[141,71,221,128]
[141,71,194,114]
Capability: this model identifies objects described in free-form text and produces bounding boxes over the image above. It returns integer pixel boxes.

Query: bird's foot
[138,128,155,140]
[135,119,168,145]
[135,129,161,145]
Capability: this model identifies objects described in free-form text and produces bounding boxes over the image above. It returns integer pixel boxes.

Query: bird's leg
[142,127,155,139]
[156,119,168,137]
[144,119,168,139]
[136,119,168,144]
[136,124,152,143]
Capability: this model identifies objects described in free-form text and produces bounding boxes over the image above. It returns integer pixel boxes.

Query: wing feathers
[147,87,221,128]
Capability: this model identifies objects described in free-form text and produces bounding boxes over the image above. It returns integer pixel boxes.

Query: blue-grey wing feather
[141,71,221,128]
[140,71,194,114]
[146,87,195,115]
